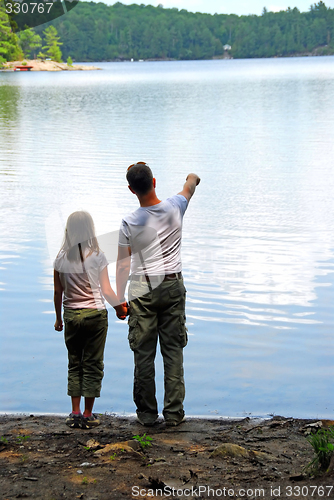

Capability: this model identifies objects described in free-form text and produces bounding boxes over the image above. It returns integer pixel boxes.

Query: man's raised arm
[178,173,201,203]
[116,245,131,303]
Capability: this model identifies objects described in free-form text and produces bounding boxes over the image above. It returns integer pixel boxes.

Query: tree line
[1,1,334,63]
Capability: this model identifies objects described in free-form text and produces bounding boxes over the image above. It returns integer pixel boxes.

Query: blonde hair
[60,211,100,262]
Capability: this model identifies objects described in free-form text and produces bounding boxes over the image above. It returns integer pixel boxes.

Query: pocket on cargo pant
[179,314,188,348]
[168,281,186,299]
[128,316,139,351]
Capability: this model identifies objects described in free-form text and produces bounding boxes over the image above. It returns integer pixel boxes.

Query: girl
[53,211,127,429]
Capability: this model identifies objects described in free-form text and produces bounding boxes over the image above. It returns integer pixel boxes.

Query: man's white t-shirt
[118,195,188,276]
[54,250,108,309]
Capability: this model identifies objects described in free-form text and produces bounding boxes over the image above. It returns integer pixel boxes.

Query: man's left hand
[115,302,129,320]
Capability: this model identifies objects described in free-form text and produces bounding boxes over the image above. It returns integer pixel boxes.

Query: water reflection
[0,84,20,125]
[0,84,20,181]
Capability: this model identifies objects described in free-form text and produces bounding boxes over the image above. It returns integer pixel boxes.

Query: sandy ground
[2,60,101,71]
[1,414,334,499]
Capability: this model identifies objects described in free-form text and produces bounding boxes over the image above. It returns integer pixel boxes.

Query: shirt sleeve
[53,256,59,271]
[118,219,131,247]
[99,251,109,272]
[169,195,188,217]
[53,252,64,272]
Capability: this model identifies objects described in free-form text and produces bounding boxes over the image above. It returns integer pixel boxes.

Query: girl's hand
[54,319,63,331]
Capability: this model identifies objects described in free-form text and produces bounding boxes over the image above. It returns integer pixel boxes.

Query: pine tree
[18,28,42,59]
[38,25,62,62]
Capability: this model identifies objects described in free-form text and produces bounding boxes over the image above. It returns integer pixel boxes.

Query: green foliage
[133,433,153,450]
[109,452,117,460]
[31,1,334,62]
[0,3,22,62]
[82,476,89,484]
[16,435,30,443]
[0,436,8,444]
[0,4,13,61]
[18,28,42,59]
[40,25,62,62]
[306,427,334,473]
[67,55,73,66]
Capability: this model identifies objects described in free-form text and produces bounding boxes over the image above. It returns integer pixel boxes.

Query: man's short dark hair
[126,163,153,196]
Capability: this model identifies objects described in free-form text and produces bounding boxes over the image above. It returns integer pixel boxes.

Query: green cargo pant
[64,308,108,398]
[128,276,187,422]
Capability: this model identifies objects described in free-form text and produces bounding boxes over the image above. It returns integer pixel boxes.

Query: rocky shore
[1,414,334,499]
[2,60,101,71]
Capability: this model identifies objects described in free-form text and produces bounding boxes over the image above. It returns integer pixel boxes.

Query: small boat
[14,66,33,71]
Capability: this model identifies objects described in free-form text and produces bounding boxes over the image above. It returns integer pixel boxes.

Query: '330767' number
[5,2,53,14]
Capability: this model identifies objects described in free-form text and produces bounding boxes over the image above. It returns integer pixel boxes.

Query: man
[116,162,200,426]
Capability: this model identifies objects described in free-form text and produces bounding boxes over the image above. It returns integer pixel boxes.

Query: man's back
[119,195,188,276]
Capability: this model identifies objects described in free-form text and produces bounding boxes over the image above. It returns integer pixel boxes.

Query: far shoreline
[1,51,333,72]
[66,52,334,63]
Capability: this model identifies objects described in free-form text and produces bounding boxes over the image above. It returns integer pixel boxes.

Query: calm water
[1,57,334,418]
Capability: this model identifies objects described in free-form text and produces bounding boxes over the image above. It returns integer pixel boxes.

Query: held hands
[54,319,63,331]
[114,302,129,320]
[54,304,128,329]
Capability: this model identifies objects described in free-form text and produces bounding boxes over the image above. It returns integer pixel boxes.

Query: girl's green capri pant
[63,308,108,398]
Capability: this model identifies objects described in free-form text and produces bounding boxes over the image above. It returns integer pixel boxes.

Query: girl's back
[54,249,108,310]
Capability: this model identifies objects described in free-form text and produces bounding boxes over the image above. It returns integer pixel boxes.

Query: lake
[0,57,334,418]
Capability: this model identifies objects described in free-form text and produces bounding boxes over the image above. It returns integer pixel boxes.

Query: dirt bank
[0,414,333,499]
[2,60,101,71]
